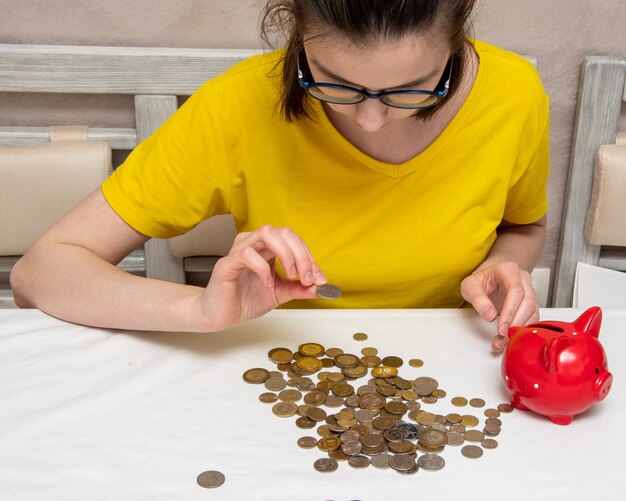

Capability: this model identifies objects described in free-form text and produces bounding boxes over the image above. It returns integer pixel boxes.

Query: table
[1,308,624,500]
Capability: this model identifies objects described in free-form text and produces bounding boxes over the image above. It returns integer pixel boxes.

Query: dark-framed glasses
[297,51,453,110]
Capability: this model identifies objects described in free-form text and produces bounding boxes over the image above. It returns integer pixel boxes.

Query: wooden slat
[184,256,220,273]
[0,126,137,149]
[135,95,185,284]
[0,44,260,95]
[553,57,626,307]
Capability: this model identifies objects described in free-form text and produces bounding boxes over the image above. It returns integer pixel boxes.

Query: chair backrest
[552,56,626,307]
[0,44,260,297]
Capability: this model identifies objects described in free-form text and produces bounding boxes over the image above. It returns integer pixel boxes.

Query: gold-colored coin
[402,389,418,401]
[415,412,436,425]
[484,408,501,418]
[342,364,368,378]
[422,396,437,404]
[298,343,325,357]
[272,401,298,418]
[258,392,278,403]
[408,358,424,368]
[497,402,514,413]
[451,396,468,407]
[461,414,480,427]
[361,347,378,356]
[418,428,447,449]
[326,373,345,382]
[278,389,303,402]
[243,368,271,384]
[371,366,398,378]
[295,416,316,429]
[431,389,447,398]
[381,356,403,368]
[469,398,486,408]
[303,390,327,406]
[325,347,343,358]
[317,436,342,452]
[360,355,382,368]
[331,382,355,397]
[446,413,462,424]
[333,353,360,368]
[295,356,323,373]
[329,449,350,462]
[481,438,499,449]
[353,332,368,341]
[464,429,485,442]
[268,347,293,364]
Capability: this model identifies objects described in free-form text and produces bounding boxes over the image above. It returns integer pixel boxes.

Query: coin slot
[528,323,564,332]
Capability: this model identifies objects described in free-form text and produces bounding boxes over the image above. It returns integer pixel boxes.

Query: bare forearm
[476,219,546,273]
[11,243,208,332]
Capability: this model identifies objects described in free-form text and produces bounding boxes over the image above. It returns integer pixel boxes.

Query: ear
[541,336,573,374]
[574,306,602,338]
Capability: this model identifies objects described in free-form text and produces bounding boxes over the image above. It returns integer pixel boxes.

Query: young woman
[10,0,549,351]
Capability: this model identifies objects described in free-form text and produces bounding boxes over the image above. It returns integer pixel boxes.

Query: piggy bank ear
[542,336,573,374]
[574,306,602,338]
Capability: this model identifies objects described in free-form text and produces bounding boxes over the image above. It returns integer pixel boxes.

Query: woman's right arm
[10,188,325,332]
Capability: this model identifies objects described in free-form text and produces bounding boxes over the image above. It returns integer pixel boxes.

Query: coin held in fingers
[316,283,342,300]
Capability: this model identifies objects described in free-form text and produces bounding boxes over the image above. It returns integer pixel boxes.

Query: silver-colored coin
[396,463,419,475]
[446,431,465,446]
[461,444,484,459]
[314,457,339,473]
[370,453,391,470]
[348,455,370,469]
[196,470,225,489]
[384,427,408,442]
[395,422,421,440]
[316,283,342,299]
[297,436,318,449]
[388,453,416,472]
[417,453,445,471]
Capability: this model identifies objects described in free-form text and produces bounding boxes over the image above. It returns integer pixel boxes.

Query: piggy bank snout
[595,371,613,401]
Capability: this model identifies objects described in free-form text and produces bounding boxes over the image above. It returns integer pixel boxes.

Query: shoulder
[473,40,546,99]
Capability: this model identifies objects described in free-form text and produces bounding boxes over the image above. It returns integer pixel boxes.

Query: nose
[351,98,390,132]
[595,371,613,401]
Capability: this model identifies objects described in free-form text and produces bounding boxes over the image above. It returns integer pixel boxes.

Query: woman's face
[303,32,451,132]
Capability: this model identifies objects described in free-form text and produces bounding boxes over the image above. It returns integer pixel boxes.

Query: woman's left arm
[460,215,547,351]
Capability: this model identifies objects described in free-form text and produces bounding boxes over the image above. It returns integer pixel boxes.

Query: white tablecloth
[1,308,624,501]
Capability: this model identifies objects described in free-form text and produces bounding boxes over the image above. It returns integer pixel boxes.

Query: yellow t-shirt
[102,39,549,309]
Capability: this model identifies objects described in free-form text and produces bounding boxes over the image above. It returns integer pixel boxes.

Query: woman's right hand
[196,224,326,331]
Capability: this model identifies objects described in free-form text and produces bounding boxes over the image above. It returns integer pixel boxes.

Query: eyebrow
[308,57,445,90]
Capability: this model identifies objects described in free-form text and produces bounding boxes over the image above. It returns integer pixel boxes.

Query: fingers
[496,265,538,336]
[460,275,498,323]
[232,225,326,287]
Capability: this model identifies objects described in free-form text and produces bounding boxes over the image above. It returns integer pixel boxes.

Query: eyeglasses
[297,52,453,110]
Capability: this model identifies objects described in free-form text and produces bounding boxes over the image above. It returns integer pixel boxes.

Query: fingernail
[483,308,496,321]
[315,272,327,285]
[499,322,509,336]
[290,266,297,279]
[492,335,507,352]
[304,271,313,284]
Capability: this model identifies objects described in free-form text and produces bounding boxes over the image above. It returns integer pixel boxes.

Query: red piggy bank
[501,306,612,425]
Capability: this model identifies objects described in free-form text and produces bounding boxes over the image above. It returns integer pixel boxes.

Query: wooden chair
[0,44,259,307]
[552,56,626,307]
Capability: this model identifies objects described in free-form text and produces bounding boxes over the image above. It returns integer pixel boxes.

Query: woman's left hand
[460,261,540,352]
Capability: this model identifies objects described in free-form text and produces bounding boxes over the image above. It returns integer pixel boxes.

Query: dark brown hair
[260,0,475,122]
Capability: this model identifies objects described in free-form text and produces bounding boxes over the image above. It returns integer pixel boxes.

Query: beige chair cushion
[584,141,626,246]
[168,214,237,258]
[0,126,112,255]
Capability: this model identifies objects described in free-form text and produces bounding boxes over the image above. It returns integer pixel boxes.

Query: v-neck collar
[313,40,488,179]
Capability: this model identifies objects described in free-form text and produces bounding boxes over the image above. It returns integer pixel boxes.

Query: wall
[1,0,625,298]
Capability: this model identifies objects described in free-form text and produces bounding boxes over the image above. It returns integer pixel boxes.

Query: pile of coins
[243,337,513,474]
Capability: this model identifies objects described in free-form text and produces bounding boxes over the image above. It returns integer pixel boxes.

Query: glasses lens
[382,93,441,109]
[308,85,363,104]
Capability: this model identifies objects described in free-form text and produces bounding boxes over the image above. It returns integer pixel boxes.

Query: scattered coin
[316,283,342,300]
[481,438,499,449]
[313,457,339,473]
[353,332,368,341]
[418,453,446,471]
[258,392,278,403]
[272,401,298,418]
[196,470,225,489]
[461,445,484,459]
[297,436,318,449]
[243,368,270,384]
[451,396,468,407]
[469,398,486,408]
[381,356,403,368]
[408,358,424,368]
[497,403,514,413]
